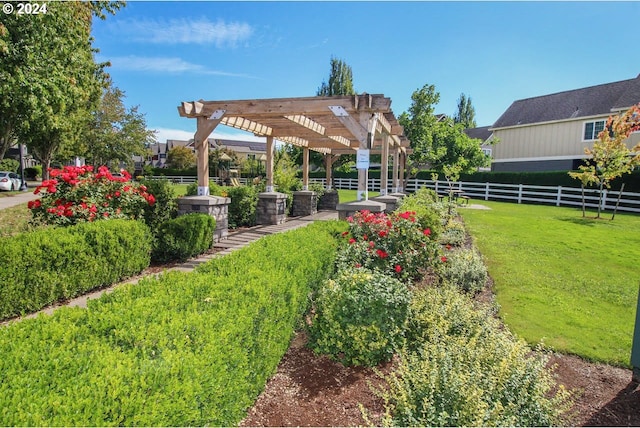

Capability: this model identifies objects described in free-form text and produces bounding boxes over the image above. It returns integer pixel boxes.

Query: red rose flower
[394,265,402,273]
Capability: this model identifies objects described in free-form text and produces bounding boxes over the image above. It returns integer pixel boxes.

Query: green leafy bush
[224,185,259,228]
[138,177,177,234]
[438,248,488,294]
[0,219,151,320]
[309,268,411,367]
[384,284,569,427]
[439,218,467,246]
[0,221,341,426]
[0,158,19,172]
[24,166,42,180]
[151,213,215,263]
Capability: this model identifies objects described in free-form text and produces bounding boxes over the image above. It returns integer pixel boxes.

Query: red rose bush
[29,166,156,226]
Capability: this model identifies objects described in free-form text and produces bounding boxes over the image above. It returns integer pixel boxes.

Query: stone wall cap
[258,191,288,199]
[178,195,231,204]
[336,200,386,211]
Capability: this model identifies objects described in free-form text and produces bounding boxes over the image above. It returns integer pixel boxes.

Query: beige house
[489,74,640,172]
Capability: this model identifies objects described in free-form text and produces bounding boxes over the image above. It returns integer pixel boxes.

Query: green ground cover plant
[0,221,343,426]
[460,200,640,366]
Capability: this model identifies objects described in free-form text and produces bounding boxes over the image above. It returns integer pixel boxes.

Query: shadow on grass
[557,214,614,227]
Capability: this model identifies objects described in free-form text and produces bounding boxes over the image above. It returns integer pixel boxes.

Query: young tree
[454,93,477,129]
[167,146,196,170]
[400,84,490,187]
[81,82,156,169]
[569,104,640,219]
[0,2,122,179]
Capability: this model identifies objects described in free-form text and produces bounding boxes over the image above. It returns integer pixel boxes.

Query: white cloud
[106,55,255,78]
[113,17,253,47]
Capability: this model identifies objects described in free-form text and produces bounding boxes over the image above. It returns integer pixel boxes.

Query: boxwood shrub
[0,220,344,426]
[0,219,151,320]
[151,213,215,263]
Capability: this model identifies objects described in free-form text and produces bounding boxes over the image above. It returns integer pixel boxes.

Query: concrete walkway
[0,188,40,210]
[4,210,339,325]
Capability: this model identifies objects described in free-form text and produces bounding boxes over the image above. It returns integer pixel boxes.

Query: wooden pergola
[178,94,410,200]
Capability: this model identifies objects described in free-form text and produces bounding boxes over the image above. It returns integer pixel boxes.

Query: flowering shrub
[28,166,156,226]
[336,210,440,281]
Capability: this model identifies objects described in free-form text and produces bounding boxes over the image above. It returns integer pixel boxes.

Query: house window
[583,120,605,140]
[482,148,492,157]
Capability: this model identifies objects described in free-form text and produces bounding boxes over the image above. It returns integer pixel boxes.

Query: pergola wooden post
[195,116,222,195]
[265,136,275,192]
[380,133,390,196]
[302,147,310,190]
[324,154,334,190]
[392,146,400,193]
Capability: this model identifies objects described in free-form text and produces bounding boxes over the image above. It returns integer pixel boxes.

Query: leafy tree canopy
[454,93,477,129]
[400,84,489,184]
[167,146,196,170]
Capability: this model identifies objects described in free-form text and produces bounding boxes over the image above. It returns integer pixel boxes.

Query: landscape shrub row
[186,181,259,228]
[0,219,151,320]
[308,187,568,425]
[151,213,215,263]
[0,221,343,426]
[382,283,569,427]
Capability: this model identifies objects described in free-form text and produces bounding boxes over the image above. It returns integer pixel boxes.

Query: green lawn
[460,200,640,367]
[337,189,379,203]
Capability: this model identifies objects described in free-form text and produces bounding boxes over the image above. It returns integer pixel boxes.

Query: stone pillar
[177,195,230,242]
[336,200,386,221]
[293,190,317,217]
[318,189,339,210]
[372,194,400,214]
[257,191,287,225]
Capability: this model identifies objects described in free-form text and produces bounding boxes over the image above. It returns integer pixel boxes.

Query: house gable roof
[492,74,640,129]
[464,126,492,142]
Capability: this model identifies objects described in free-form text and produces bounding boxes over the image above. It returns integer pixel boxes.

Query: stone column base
[293,190,317,217]
[372,194,400,213]
[335,200,386,220]
[257,192,288,225]
[177,195,231,242]
[318,189,339,210]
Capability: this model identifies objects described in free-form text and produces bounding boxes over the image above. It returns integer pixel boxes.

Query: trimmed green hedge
[0,220,152,320]
[0,221,344,426]
[151,213,215,263]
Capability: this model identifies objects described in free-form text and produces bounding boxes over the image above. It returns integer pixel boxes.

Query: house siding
[492,118,640,171]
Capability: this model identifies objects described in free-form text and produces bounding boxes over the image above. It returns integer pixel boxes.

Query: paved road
[0,189,40,210]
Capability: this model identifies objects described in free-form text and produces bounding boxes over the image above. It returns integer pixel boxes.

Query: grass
[336,189,379,203]
[0,204,34,238]
[459,200,640,367]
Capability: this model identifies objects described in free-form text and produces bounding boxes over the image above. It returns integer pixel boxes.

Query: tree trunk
[597,182,604,219]
[611,183,626,221]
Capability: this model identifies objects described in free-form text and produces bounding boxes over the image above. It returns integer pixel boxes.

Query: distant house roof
[464,126,492,142]
[492,74,640,129]
[212,138,266,152]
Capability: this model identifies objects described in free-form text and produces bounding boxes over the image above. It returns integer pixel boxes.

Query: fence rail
[150,176,640,214]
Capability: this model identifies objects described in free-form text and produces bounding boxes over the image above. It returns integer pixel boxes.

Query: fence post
[518,183,523,204]
[485,182,489,201]
[556,186,562,207]
[601,189,608,212]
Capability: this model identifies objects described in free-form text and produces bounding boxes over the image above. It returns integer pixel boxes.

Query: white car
[0,171,22,191]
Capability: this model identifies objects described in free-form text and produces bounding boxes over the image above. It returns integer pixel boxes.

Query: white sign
[356,149,370,169]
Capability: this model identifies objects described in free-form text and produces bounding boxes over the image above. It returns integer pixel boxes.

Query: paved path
[0,189,40,210]
[4,210,339,325]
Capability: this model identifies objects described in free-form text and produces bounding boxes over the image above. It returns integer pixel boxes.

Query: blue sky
[91,1,640,144]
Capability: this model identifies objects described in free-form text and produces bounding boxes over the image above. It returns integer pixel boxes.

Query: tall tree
[454,93,477,128]
[400,84,489,186]
[80,82,156,169]
[0,2,123,179]
[316,56,356,96]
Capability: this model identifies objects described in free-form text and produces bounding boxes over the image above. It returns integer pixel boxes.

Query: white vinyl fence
[150,176,640,214]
